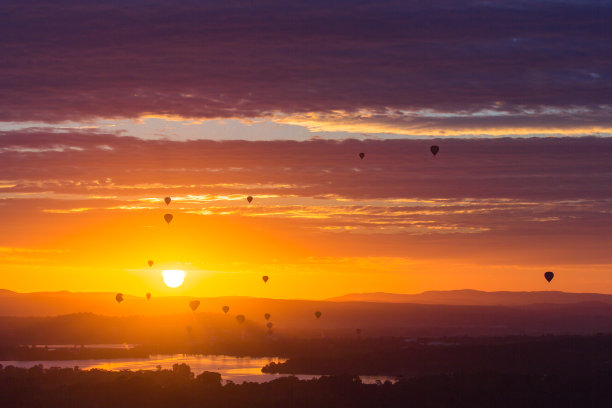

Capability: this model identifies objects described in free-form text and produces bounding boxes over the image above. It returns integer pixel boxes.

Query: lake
[0,354,398,384]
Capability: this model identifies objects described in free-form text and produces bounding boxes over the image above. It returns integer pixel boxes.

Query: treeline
[0,364,610,407]
[263,334,612,377]
[0,337,407,360]
[0,345,149,361]
[2,334,610,365]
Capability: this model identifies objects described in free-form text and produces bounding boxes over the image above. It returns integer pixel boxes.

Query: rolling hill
[326,289,612,305]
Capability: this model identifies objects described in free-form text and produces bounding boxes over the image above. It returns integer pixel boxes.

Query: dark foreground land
[3,334,610,380]
[1,363,611,408]
[263,334,612,377]
[0,335,611,407]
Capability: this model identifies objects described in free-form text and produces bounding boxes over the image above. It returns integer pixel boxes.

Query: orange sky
[1,0,611,298]
[1,134,610,297]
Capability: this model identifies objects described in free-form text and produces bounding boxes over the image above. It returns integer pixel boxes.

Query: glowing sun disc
[162,270,185,288]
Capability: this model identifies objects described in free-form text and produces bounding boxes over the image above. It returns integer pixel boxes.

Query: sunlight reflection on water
[0,354,398,384]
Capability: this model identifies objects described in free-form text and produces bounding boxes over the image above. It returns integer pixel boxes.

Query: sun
[162,270,186,288]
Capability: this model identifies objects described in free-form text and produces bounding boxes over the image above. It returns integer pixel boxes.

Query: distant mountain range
[0,289,611,338]
[326,289,612,305]
[0,289,611,319]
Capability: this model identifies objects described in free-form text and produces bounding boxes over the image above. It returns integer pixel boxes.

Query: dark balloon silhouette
[356,328,361,335]
[266,322,273,329]
[262,275,269,284]
[164,197,171,205]
[115,293,123,303]
[147,260,153,267]
[146,293,151,301]
[264,313,271,321]
[315,311,322,319]
[189,300,200,312]
[359,152,365,160]
[430,145,440,156]
[247,196,253,204]
[164,214,173,224]
[544,271,554,283]
[236,314,245,324]
[222,305,230,314]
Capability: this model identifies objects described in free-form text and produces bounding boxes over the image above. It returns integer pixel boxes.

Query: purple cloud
[0,0,610,134]
[1,129,611,265]
[1,129,611,200]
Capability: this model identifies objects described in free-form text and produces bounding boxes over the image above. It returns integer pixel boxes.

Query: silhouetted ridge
[326,290,612,305]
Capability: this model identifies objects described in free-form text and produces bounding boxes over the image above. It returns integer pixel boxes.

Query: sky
[0,0,610,298]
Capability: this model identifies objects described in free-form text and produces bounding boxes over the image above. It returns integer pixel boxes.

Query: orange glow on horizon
[1,203,610,297]
[1,136,611,298]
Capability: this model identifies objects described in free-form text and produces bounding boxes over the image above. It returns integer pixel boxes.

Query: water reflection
[94,354,286,382]
[0,354,397,384]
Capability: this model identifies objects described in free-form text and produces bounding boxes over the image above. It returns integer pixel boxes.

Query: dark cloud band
[1,129,611,201]
[1,0,610,133]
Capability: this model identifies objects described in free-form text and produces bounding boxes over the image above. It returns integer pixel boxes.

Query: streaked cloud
[2,129,610,200]
[1,0,610,137]
[0,130,610,245]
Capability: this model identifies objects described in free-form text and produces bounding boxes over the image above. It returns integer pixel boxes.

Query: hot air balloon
[146,293,151,301]
[189,300,200,312]
[164,214,173,224]
[247,196,253,204]
[356,328,361,335]
[264,313,271,321]
[164,197,171,205]
[262,275,269,284]
[430,145,440,156]
[266,322,273,329]
[222,305,230,314]
[148,260,153,267]
[544,271,554,283]
[359,152,365,160]
[236,315,245,324]
[115,293,123,303]
[314,311,322,319]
